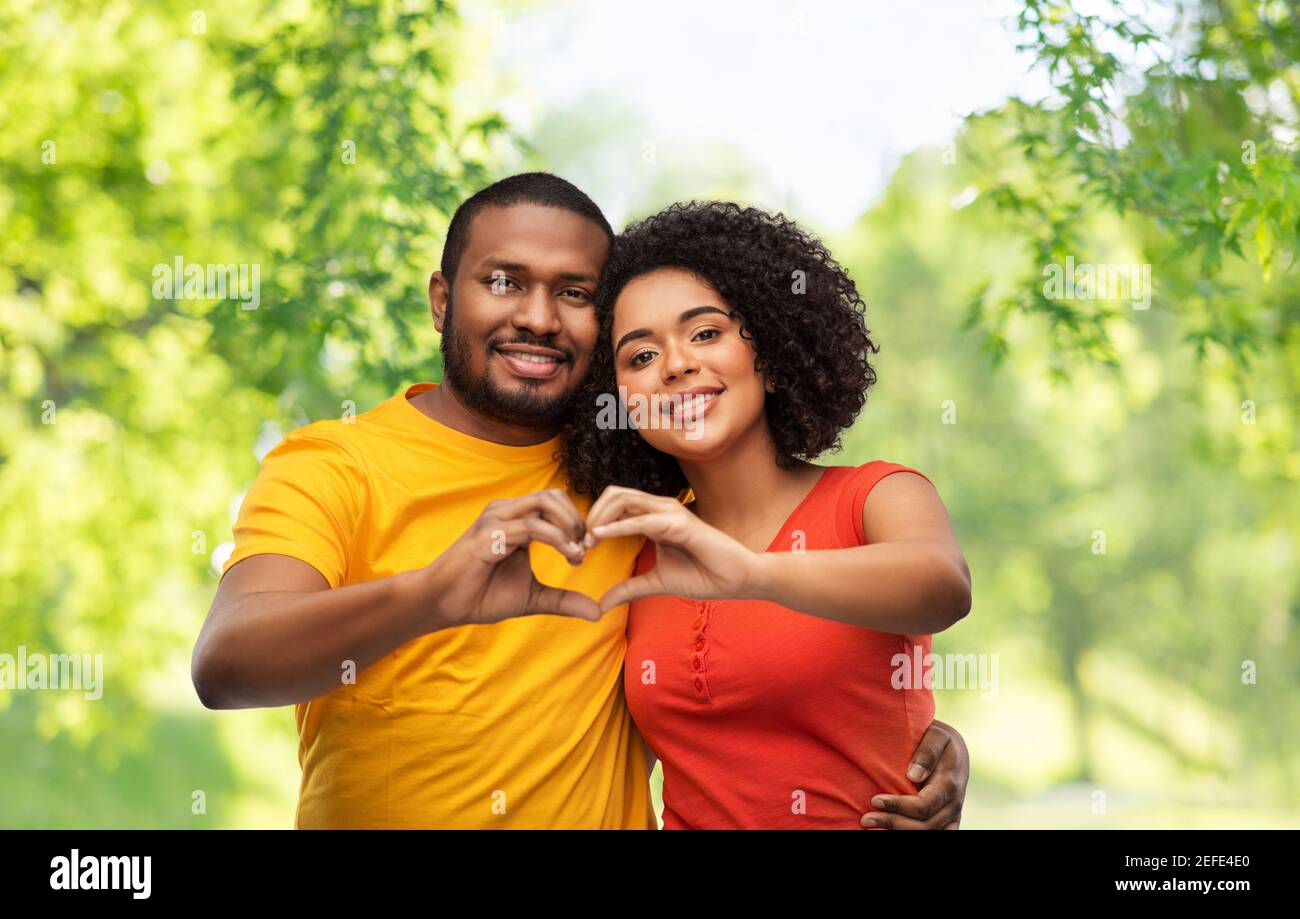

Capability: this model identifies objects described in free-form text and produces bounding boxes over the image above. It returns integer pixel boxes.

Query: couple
[193,173,972,829]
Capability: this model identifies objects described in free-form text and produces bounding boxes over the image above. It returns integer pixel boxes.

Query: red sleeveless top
[624,461,937,829]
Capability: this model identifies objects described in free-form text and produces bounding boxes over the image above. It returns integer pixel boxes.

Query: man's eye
[560,289,591,301]
[486,276,520,293]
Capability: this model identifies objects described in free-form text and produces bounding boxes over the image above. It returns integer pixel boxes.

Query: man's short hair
[440,172,614,282]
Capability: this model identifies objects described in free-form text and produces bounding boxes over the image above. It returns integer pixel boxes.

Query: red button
[691,618,702,630]
[693,637,705,651]
[692,657,702,671]
[694,678,703,691]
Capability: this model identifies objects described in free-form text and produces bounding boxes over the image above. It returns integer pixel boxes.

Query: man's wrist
[397,565,454,637]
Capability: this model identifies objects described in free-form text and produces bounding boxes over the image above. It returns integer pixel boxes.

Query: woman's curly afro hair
[561,200,879,498]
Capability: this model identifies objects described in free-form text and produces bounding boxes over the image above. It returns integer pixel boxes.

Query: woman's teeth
[668,393,716,419]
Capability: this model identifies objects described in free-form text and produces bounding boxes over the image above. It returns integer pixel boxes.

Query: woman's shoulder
[821,460,934,491]
[816,461,936,545]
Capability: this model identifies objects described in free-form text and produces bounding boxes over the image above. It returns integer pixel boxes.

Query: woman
[561,201,972,829]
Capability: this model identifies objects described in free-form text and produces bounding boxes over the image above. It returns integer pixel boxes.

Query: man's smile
[493,343,570,380]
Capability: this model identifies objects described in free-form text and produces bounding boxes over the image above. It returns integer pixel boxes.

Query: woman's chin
[643,427,734,464]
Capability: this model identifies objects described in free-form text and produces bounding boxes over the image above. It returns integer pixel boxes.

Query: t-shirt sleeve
[221,429,364,589]
[841,461,936,546]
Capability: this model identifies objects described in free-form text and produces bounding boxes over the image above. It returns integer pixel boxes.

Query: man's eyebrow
[475,260,596,284]
[615,305,730,354]
[477,260,529,274]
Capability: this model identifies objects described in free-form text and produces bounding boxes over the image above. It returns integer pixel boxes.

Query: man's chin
[471,373,577,427]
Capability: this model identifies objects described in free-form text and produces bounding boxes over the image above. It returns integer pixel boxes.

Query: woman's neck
[677,423,824,550]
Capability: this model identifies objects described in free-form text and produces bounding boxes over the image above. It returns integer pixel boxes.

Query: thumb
[599,572,664,613]
[529,584,603,621]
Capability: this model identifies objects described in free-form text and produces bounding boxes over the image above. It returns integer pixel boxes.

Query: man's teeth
[507,352,559,363]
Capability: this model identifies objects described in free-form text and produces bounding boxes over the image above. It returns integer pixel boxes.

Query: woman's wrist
[740,550,780,604]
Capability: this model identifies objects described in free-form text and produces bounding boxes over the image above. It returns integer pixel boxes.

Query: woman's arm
[588,475,971,634]
[747,472,971,633]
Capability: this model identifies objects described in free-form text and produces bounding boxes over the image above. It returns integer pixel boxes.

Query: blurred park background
[1,0,1297,828]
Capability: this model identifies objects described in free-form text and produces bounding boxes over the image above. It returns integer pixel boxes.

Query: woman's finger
[582,486,625,541]
[585,488,679,539]
[589,512,679,543]
[598,572,665,611]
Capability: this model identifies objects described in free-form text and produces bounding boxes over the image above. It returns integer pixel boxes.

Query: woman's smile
[662,387,723,426]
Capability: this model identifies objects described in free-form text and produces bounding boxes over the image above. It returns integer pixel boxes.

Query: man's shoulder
[268,415,377,472]
[281,395,402,455]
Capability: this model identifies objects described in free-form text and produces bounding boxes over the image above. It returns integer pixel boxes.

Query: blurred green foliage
[976,0,1300,372]
[1,0,1296,827]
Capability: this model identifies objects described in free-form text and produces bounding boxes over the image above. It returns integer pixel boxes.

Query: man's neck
[409,382,560,447]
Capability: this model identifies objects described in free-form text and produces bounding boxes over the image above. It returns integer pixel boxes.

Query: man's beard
[440,294,581,428]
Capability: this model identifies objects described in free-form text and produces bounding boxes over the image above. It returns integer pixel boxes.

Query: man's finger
[859,806,956,830]
[529,584,602,621]
[868,780,952,820]
[861,793,959,828]
[495,517,584,565]
[906,720,953,783]
[497,490,586,543]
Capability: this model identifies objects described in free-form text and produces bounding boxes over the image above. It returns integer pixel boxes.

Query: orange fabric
[624,462,936,829]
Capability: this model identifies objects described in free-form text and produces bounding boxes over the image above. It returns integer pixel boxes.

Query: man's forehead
[461,203,608,275]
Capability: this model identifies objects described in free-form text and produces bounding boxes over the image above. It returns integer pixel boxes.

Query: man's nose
[511,287,563,337]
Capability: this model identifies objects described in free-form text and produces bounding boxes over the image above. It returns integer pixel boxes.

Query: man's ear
[429,270,450,333]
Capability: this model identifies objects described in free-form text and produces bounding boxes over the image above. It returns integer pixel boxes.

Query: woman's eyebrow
[615,305,729,354]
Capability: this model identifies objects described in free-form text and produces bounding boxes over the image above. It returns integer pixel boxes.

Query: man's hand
[420,488,604,626]
[860,719,969,829]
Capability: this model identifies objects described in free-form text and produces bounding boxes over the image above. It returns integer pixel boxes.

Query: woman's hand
[584,485,758,612]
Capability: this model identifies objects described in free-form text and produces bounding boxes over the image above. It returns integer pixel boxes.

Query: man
[192,173,969,829]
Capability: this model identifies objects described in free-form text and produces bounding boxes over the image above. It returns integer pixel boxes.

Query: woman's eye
[629,350,655,367]
[693,328,720,342]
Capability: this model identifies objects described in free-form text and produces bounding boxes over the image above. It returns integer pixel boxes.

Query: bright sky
[472,0,1050,228]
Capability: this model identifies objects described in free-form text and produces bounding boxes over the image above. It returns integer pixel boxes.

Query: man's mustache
[487,336,574,363]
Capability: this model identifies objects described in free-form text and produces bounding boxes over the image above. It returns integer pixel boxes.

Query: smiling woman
[560,200,971,829]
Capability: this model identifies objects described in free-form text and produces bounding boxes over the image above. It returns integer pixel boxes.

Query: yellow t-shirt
[222,382,654,829]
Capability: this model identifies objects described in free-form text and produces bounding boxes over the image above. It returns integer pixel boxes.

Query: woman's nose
[660,343,699,383]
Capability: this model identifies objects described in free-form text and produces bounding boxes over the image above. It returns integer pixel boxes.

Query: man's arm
[860,719,970,829]
[192,554,441,710]
[192,489,598,710]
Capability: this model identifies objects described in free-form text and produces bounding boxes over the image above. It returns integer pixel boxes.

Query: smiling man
[191,173,969,829]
